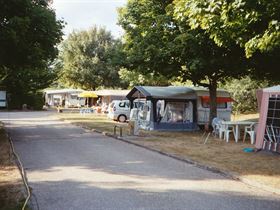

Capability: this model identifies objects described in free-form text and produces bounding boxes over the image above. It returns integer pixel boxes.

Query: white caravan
[44,89,86,108]
[0,91,7,108]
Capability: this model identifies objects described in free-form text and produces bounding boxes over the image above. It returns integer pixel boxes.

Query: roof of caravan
[126,86,197,100]
[192,87,231,97]
[262,85,280,93]
[94,89,130,96]
[126,86,231,100]
[44,89,84,94]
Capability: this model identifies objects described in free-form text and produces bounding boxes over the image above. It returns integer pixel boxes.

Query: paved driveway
[0,111,280,210]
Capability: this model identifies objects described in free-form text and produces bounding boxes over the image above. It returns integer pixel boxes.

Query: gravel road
[0,111,280,210]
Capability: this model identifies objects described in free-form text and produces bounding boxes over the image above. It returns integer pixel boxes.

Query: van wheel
[118,115,127,123]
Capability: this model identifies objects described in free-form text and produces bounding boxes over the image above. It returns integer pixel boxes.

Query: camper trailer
[194,87,233,125]
[126,86,233,131]
[44,89,86,108]
[0,91,7,108]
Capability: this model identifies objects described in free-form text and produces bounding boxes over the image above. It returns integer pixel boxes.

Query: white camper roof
[44,89,84,95]
[94,89,130,96]
[192,87,231,97]
[262,85,280,93]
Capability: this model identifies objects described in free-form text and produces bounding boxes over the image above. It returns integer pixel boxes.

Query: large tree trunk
[208,80,217,126]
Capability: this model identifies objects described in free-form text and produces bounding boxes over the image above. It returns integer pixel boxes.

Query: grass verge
[58,113,280,192]
[0,123,25,210]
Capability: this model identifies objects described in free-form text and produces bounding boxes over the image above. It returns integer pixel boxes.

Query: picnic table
[79,108,95,114]
[222,121,256,142]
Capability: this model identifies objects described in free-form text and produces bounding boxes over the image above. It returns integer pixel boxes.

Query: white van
[107,100,145,122]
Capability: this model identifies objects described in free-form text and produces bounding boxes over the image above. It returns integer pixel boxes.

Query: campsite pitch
[58,112,280,193]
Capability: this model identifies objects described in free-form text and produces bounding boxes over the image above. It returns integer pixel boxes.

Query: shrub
[223,77,268,113]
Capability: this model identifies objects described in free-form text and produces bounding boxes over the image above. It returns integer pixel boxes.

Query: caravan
[0,91,7,108]
[44,89,86,108]
[126,86,233,131]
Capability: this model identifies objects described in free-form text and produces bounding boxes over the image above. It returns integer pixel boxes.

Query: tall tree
[57,26,126,90]
[173,0,280,81]
[118,0,182,79]
[119,0,247,123]
[0,0,64,108]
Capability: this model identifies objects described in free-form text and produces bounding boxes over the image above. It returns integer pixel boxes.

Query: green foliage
[173,0,280,82]
[223,77,269,113]
[57,26,127,90]
[174,0,280,57]
[8,91,44,110]
[118,0,182,78]
[119,0,248,122]
[119,68,171,87]
[0,0,64,108]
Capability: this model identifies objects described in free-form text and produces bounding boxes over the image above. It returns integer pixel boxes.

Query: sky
[51,0,127,38]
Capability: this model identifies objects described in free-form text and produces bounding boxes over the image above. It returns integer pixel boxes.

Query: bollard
[114,125,123,137]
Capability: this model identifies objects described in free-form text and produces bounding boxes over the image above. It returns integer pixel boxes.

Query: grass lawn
[0,123,25,210]
[58,112,280,192]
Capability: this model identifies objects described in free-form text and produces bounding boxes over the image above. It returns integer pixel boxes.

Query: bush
[223,77,268,113]
[8,92,44,110]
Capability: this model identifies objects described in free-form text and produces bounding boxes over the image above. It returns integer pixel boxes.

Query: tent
[126,86,198,131]
[256,86,280,153]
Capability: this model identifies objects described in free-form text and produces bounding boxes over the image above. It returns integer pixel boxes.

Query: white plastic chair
[220,121,235,142]
[243,123,257,144]
[212,117,222,137]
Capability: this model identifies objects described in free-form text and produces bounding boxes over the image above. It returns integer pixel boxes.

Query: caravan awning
[200,96,234,103]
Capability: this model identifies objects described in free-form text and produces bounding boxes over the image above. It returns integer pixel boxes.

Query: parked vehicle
[107,99,145,122]
[107,100,129,122]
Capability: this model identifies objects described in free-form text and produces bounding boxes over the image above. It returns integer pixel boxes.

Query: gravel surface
[0,111,280,210]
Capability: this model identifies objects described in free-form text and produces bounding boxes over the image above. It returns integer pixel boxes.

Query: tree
[57,26,126,90]
[173,0,280,81]
[119,0,247,123]
[0,0,64,108]
[118,0,182,79]
[119,68,171,88]
[175,28,247,121]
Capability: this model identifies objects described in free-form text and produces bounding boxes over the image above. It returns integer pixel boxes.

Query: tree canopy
[119,68,171,88]
[173,0,280,81]
[57,26,126,90]
[0,0,64,108]
[118,0,247,122]
[118,0,182,78]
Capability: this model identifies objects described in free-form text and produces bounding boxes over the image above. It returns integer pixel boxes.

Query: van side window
[119,101,130,108]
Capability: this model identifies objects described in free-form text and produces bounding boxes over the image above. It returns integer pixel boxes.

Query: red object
[200,96,234,103]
